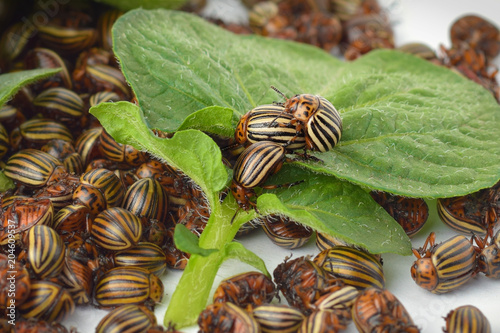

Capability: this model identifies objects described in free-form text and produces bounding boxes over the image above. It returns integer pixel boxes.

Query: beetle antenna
[271,85,288,101]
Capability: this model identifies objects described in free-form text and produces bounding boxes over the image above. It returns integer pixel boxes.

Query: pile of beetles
[0,0,499,332]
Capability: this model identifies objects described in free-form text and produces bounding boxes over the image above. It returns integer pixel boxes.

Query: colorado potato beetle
[273,256,344,314]
[121,177,168,221]
[444,305,491,333]
[91,207,143,251]
[57,256,93,305]
[352,288,419,333]
[0,254,31,309]
[26,225,66,279]
[213,271,277,308]
[411,232,477,294]
[271,86,342,152]
[231,141,302,211]
[198,302,260,333]
[473,229,500,279]
[235,104,306,150]
[113,242,167,277]
[298,309,349,333]
[252,304,305,333]
[95,266,164,307]
[260,214,313,249]
[96,304,157,333]
[313,245,385,290]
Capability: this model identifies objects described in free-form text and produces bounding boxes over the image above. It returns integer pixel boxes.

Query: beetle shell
[475,229,500,278]
[313,285,359,312]
[213,271,277,308]
[57,256,93,305]
[231,141,287,210]
[273,256,344,314]
[444,305,491,333]
[411,233,476,294]
[33,87,84,122]
[24,47,73,92]
[303,96,342,152]
[235,104,306,150]
[0,123,9,160]
[198,302,260,333]
[95,266,164,307]
[91,207,143,251]
[121,177,168,221]
[18,280,75,323]
[113,242,167,277]
[0,197,53,245]
[27,225,66,279]
[99,130,148,166]
[0,254,31,308]
[370,191,428,237]
[74,127,103,167]
[5,318,73,333]
[96,304,157,333]
[15,118,74,150]
[252,304,305,333]
[314,246,385,290]
[4,149,68,187]
[37,24,97,55]
[261,214,313,249]
[352,288,419,333]
[298,309,349,333]
[450,14,500,59]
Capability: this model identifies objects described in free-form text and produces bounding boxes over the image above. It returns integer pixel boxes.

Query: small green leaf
[112,9,500,198]
[174,224,218,256]
[0,171,15,192]
[177,106,238,137]
[90,101,228,206]
[258,164,412,255]
[0,68,61,107]
[94,0,186,10]
[221,242,270,277]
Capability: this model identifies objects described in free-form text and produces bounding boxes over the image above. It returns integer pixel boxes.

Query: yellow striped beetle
[75,127,104,167]
[121,177,168,221]
[96,304,157,333]
[444,305,491,333]
[212,271,277,308]
[33,87,84,123]
[198,302,260,333]
[11,118,73,150]
[313,245,385,290]
[252,304,305,333]
[58,256,93,305]
[99,130,148,167]
[235,104,306,150]
[113,242,167,277]
[0,123,9,159]
[26,225,66,279]
[352,288,419,333]
[91,207,142,251]
[437,182,500,236]
[18,280,75,323]
[411,232,477,294]
[97,10,124,51]
[4,149,75,188]
[298,309,349,333]
[37,24,97,55]
[261,214,313,249]
[95,266,164,307]
[271,86,342,152]
[313,285,359,313]
[231,141,302,211]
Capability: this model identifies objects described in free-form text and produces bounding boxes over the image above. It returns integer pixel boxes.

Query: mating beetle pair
[231,87,343,211]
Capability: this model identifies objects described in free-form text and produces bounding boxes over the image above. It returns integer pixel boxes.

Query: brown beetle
[198,302,260,333]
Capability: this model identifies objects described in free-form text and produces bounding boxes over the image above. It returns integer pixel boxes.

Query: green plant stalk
[164,197,258,327]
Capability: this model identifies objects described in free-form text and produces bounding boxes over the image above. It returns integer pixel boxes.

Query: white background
[64,1,500,332]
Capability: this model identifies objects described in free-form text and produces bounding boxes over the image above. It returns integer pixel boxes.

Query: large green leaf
[0,68,61,107]
[112,9,500,198]
[258,164,411,255]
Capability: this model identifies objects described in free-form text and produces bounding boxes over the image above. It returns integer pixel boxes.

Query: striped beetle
[113,242,167,277]
[313,245,385,290]
[271,86,342,152]
[25,225,66,279]
[96,304,157,333]
[298,309,349,333]
[411,232,477,294]
[473,229,500,279]
[252,304,305,333]
[261,214,313,249]
[33,87,84,124]
[99,130,148,167]
[198,302,260,333]
[95,266,164,307]
[212,271,277,308]
[91,207,143,251]
[18,280,75,323]
[0,254,31,309]
[231,141,302,211]
[352,288,419,333]
[57,256,93,305]
[11,118,73,151]
[444,305,491,333]
[235,104,306,150]
[437,182,500,236]
[121,177,168,221]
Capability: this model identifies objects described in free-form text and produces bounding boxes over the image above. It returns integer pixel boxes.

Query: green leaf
[94,0,186,10]
[221,242,270,277]
[259,164,411,255]
[174,224,218,256]
[0,68,61,107]
[112,9,500,198]
[0,171,15,192]
[176,106,237,137]
[89,101,227,206]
